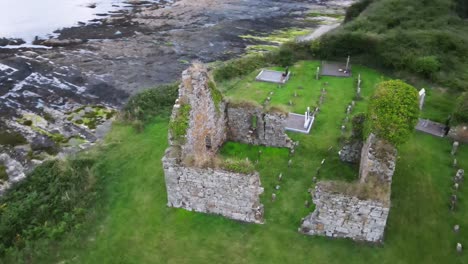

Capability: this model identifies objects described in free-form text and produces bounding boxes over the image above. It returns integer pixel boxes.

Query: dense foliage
[0,158,98,254]
[315,0,468,91]
[123,83,179,124]
[366,80,419,145]
[453,93,468,125]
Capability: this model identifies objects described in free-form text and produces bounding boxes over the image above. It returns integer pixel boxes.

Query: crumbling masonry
[300,134,397,243]
[162,63,293,223]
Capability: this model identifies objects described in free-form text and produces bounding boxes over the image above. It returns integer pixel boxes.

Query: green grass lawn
[3,61,468,263]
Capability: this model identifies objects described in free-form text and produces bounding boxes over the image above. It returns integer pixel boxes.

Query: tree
[453,93,468,125]
[366,80,419,145]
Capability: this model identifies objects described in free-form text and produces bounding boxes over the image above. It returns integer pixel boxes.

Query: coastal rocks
[38,38,87,47]
[0,153,26,194]
[30,134,58,154]
[0,38,26,47]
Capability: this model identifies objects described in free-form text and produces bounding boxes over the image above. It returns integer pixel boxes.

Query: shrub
[123,83,179,124]
[366,80,419,145]
[213,55,267,81]
[351,113,366,140]
[344,0,373,23]
[411,56,441,78]
[452,93,468,125]
[0,158,98,254]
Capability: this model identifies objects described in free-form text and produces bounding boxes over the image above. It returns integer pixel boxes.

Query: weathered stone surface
[163,63,266,223]
[359,133,397,184]
[0,153,26,194]
[448,125,468,144]
[226,105,294,149]
[162,147,264,224]
[175,63,227,166]
[301,134,396,243]
[339,141,362,163]
[300,183,390,243]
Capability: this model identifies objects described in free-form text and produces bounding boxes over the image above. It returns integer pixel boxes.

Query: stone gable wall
[178,64,227,166]
[162,148,264,224]
[226,105,294,149]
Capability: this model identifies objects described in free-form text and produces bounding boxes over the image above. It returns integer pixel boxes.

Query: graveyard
[1,56,467,262]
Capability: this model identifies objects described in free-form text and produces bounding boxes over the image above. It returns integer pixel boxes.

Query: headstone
[270,91,274,95]
[454,224,460,233]
[321,159,326,165]
[294,91,298,97]
[457,243,463,253]
[346,55,350,71]
[453,159,458,168]
[288,159,292,167]
[278,173,283,181]
[455,169,464,183]
[418,88,426,110]
[272,193,277,202]
[312,176,317,183]
[316,66,320,80]
[454,183,459,191]
[275,185,281,190]
[289,100,293,106]
[341,125,346,132]
[451,141,459,155]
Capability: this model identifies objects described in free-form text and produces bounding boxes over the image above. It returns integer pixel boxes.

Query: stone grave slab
[415,118,446,137]
[321,61,352,77]
[255,69,290,84]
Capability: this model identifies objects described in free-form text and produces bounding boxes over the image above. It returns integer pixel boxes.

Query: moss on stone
[169,104,191,143]
[208,80,223,113]
[0,131,28,146]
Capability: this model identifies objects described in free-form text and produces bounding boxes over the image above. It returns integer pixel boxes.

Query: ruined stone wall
[300,183,390,243]
[162,147,264,224]
[359,133,397,184]
[226,105,294,149]
[300,134,397,243]
[178,63,227,166]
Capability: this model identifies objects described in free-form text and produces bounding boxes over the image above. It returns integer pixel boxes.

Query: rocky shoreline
[0,0,352,193]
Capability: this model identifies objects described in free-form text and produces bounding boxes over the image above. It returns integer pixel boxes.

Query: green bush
[0,158,98,254]
[313,0,468,91]
[344,0,373,23]
[123,83,179,124]
[213,55,268,81]
[366,80,419,145]
[452,93,468,125]
[411,56,441,78]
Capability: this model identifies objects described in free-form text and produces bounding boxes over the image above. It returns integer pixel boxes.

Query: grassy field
[3,61,468,263]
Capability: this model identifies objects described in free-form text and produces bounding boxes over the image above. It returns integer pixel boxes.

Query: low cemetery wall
[162,147,265,224]
[226,104,294,149]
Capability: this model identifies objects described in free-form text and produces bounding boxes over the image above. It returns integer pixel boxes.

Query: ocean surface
[0,0,160,43]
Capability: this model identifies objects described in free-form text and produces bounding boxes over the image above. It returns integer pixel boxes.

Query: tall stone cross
[346,55,350,71]
[419,88,426,110]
